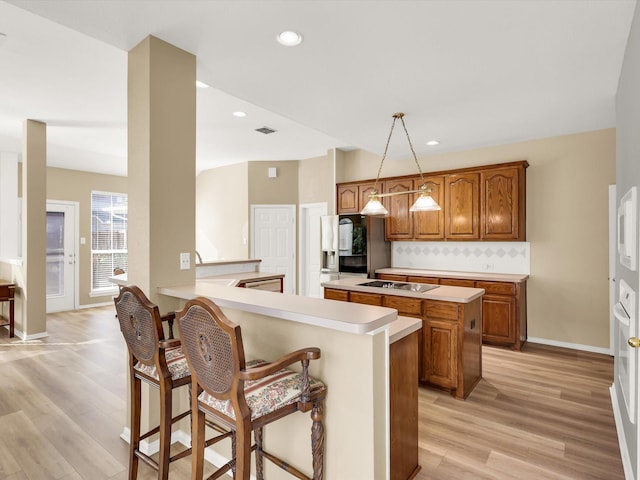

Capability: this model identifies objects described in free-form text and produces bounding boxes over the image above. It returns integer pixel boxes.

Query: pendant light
[360,113,441,215]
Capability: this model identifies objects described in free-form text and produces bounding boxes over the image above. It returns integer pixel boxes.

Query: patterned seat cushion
[199,359,325,421]
[134,346,190,381]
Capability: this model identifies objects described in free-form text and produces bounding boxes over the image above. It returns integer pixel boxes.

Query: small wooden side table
[0,280,15,338]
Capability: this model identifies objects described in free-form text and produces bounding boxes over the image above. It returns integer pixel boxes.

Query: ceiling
[0,0,636,177]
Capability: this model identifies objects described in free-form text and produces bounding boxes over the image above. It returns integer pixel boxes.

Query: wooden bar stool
[114,286,230,480]
[176,296,327,480]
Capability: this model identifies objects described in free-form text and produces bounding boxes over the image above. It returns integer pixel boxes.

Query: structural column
[20,120,47,338]
[127,35,197,443]
[128,35,196,313]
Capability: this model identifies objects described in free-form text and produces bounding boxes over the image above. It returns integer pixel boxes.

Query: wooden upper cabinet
[445,173,479,239]
[336,160,527,241]
[481,166,525,240]
[337,182,381,214]
[385,178,414,239]
[414,175,445,240]
[337,184,358,213]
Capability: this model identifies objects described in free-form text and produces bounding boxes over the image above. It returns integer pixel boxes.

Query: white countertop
[110,271,283,288]
[389,316,422,343]
[322,277,485,303]
[198,271,284,286]
[376,267,529,283]
[159,280,397,334]
[197,258,261,267]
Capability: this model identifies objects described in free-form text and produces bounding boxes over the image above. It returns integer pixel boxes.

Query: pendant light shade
[360,113,441,215]
[360,193,388,215]
[409,186,441,212]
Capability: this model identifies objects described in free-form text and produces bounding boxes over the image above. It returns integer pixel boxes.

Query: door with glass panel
[46,201,77,313]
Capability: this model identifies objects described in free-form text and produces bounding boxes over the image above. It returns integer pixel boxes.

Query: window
[91,191,127,293]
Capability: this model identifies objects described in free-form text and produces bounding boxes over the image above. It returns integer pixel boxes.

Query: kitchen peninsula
[377,268,528,350]
[158,280,417,480]
[322,277,485,400]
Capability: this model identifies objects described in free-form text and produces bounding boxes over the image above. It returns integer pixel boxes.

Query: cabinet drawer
[324,288,348,302]
[439,278,476,288]
[407,276,439,285]
[383,295,422,316]
[377,274,407,282]
[476,281,516,296]
[350,291,383,306]
[424,300,459,320]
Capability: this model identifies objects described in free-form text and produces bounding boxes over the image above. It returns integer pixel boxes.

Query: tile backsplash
[392,241,530,275]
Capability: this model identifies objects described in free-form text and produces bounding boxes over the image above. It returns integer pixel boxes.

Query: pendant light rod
[361,112,441,215]
[372,112,426,193]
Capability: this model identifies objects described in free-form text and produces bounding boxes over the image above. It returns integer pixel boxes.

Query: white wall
[614,2,640,477]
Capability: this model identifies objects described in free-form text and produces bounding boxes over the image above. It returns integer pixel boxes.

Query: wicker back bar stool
[114,286,230,480]
[176,296,327,480]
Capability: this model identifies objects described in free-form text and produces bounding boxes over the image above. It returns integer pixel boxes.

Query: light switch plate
[180,252,190,270]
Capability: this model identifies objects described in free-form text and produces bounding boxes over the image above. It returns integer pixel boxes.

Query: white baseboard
[6,327,48,341]
[77,301,114,309]
[120,427,238,479]
[526,337,612,356]
[610,385,634,480]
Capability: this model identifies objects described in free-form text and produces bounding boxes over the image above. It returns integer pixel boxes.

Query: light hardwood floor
[0,306,624,480]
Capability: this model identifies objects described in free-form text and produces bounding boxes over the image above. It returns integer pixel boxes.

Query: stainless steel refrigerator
[320,214,390,280]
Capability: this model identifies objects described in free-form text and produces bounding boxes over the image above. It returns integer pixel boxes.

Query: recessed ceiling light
[426,140,440,146]
[277,31,303,47]
[232,111,247,118]
[195,80,209,89]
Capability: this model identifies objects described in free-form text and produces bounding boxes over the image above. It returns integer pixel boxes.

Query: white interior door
[609,185,640,479]
[251,205,296,295]
[46,201,78,313]
[300,203,327,297]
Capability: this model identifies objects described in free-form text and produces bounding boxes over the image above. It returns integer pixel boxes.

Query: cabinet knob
[628,337,640,349]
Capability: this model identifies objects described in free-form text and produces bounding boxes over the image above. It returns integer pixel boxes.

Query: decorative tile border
[392,241,530,275]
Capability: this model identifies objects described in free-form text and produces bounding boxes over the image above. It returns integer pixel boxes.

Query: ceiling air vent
[255,126,277,134]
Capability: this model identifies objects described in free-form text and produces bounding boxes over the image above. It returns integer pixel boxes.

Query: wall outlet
[180,252,190,270]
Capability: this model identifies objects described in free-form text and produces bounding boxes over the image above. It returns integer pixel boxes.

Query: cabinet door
[445,173,479,239]
[481,167,521,240]
[413,175,445,240]
[385,178,414,240]
[422,319,457,387]
[482,294,516,344]
[337,185,358,214]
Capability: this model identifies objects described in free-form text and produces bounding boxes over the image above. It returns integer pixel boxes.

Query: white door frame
[250,205,296,294]
[610,185,617,354]
[300,202,328,297]
[46,200,79,312]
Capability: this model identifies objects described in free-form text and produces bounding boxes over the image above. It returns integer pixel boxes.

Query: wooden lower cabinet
[422,319,457,389]
[422,298,482,399]
[324,287,482,401]
[476,280,526,350]
[390,331,421,480]
[377,273,527,350]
